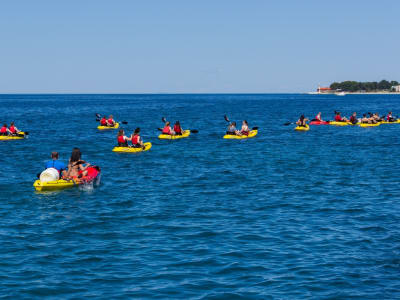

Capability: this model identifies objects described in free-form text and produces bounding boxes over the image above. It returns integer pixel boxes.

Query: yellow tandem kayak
[0,132,27,140]
[223,130,258,139]
[359,123,380,127]
[158,130,191,140]
[33,179,78,191]
[97,123,120,130]
[112,142,152,153]
[328,121,351,126]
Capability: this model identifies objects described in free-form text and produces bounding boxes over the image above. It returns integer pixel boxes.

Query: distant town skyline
[0,0,399,93]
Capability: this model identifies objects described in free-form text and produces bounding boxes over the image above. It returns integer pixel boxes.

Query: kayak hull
[112,142,152,153]
[329,121,350,126]
[97,123,120,130]
[309,121,329,125]
[0,132,26,140]
[34,172,101,192]
[295,125,309,131]
[158,130,190,140]
[223,130,258,139]
[359,123,380,127]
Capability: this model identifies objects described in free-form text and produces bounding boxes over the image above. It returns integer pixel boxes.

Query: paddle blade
[190,129,199,133]
[224,115,230,123]
[252,127,258,130]
[162,117,166,123]
[122,121,128,125]
[283,122,292,126]
[96,119,100,122]
[95,113,101,118]
[157,128,163,131]
[24,131,29,135]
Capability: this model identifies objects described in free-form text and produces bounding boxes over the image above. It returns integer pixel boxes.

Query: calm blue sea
[0,94,400,299]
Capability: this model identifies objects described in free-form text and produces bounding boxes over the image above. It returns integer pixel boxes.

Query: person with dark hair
[0,124,11,136]
[117,129,129,146]
[240,120,250,136]
[386,111,395,122]
[9,122,20,135]
[162,121,174,135]
[100,116,107,126]
[130,128,145,149]
[349,112,358,125]
[64,148,90,179]
[296,115,309,127]
[45,152,66,174]
[361,114,370,124]
[173,121,183,135]
[334,111,348,122]
[226,121,240,135]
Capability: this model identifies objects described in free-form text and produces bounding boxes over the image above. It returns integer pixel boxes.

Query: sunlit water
[0,94,399,298]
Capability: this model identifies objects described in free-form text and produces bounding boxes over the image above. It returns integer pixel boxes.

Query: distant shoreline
[308,92,400,95]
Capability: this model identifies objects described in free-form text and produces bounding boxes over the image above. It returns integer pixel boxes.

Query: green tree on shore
[330,80,398,92]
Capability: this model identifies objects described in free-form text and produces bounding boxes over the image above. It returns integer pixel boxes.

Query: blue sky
[0,0,399,93]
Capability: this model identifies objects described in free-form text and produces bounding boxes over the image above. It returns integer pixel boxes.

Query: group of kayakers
[42,148,100,181]
[226,120,250,136]
[296,111,397,126]
[100,115,116,127]
[0,122,21,136]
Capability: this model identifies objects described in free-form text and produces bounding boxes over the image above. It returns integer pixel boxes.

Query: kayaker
[9,122,20,135]
[361,114,370,124]
[100,116,107,126]
[117,129,129,146]
[240,120,250,135]
[0,124,11,136]
[334,111,348,122]
[349,112,358,125]
[226,121,240,135]
[296,115,309,127]
[130,128,145,149]
[45,151,67,175]
[107,115,115,127]
[173,121,183,135]
[64,148,90,179]
[78,165,101,182]
[367,113,378,124]
[387,111,395,122]
[313,112,325,122]
[373,113,383,122]
[162,121,174,135]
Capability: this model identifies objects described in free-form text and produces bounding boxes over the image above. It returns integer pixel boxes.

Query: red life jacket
[107,118,114,125]
[315,115,321,121]
[117,135,126,144]
[173,124,182,133]
[132,135,140,145]
[9,126,16,134]
[100,118,107,125]
[86,167,99,179]
[387,114,391,120]
[335,115,342,121]
[0,126,7,133]
[162,126,171,135]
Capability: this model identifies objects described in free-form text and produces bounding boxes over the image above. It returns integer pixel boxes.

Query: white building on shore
[392,85,400,92]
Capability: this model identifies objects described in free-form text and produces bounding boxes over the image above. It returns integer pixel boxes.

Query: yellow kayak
[0,132,27,140]
[381,120,400,124]
[294,125,309,131]
[359,123,380,127]
[329,121,350,126]
[112,142,152,153]
[97,123,120,130]
[223,130,258,139]
[158,130,191,140]
[34,178,79,192]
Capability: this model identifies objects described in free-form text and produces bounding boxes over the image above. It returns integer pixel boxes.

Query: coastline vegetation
[330,80,399,92]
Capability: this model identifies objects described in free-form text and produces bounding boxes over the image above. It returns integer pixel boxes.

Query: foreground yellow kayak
[223,130,258,139]
[158,130,191,140]
[294,125,309,131]
[359,123,380,127]
[0,132,27,140]
[97,123,120,130]
[112,142,152,153]
[34,179,78,191]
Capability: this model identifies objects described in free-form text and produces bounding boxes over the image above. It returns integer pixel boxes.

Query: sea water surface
[0,94,399,299]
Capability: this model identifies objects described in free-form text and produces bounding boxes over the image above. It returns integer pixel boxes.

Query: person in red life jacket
[296,115,309,127]
[100,116,107,126]
[173,121,184,135]
[0,124,11,136]
[106,115,115,127]
[349,112,358,124]
[387,111,396,122]
[130,128,145,149]
[312,112,326,122]
[240,120,249,136]
[9,122,20,135]
[117,129,130,146]
[162,121,174,135]
[334,111,348,122]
